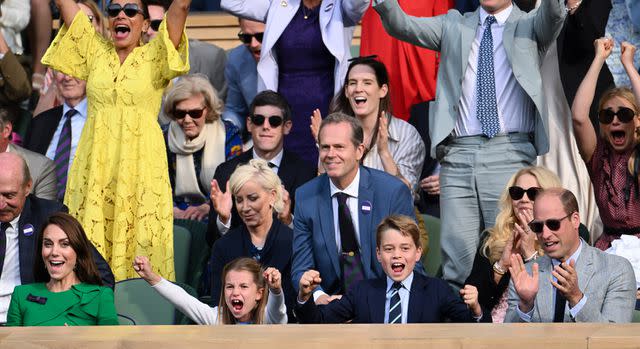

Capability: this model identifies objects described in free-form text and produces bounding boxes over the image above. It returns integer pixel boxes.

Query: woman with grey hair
[163,74,242,221]
[208,159,296,322]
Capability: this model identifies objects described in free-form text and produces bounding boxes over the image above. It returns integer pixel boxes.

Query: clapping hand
[210,179,233,224]
[551,260,583,307]
[508,253,539,313]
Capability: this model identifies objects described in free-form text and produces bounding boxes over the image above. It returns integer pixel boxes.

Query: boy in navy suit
[296,215,490,323]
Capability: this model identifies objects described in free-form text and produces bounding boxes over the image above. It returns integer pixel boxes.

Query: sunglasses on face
[508,186,541,201]
[598,107,636,124]
[173,108,205,120]
[238,32,264,44]
[107,3,144,18]
[150,19,162,31]
[528,213,573,234]
[250,114,284,127]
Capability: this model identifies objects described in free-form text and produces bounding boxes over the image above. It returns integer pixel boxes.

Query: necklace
[302,5,311,19]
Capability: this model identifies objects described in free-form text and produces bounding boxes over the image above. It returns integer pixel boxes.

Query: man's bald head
[0,152,32,223]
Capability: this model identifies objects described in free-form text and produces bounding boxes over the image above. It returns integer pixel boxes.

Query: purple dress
[275,4,335,165]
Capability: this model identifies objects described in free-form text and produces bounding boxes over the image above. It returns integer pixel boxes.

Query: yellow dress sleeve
[41,11,107,81]
[147,14,190,83]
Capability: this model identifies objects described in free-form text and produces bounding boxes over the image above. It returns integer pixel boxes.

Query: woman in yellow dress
[42,0,192,280]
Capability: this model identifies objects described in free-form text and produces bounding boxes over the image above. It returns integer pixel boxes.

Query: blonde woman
[162,74,242,221]
[465,166,562,323]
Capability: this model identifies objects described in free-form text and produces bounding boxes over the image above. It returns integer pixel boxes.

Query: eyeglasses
[598,107,636,124]
[150,19,162,31]
[173,108,206,120]
[250,114,284,127]
[528,213,573,234]
[508,186,541,201]
[107,3,144,18]
[238,32,264,44]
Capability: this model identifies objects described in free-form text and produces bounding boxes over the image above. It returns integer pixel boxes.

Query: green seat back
[173,224,191,285]
[174,219,211,293]
[421,214,442,277]
[114,278,176,325]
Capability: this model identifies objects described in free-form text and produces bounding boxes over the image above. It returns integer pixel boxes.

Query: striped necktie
[54,109,77,201]
[476,15,501,138]
[388,281,403,324]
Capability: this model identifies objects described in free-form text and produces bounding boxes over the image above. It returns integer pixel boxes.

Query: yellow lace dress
[42,12,189,281]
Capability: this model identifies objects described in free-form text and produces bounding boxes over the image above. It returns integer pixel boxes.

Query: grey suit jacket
[505,242,637,323]
[189,39,227,101]
[9,144,57,200]
[374,0,565,157]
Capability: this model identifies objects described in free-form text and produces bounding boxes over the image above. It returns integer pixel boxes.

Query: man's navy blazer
[296,272,491,323]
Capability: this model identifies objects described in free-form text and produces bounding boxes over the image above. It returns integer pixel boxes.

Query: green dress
[6,283,118,326]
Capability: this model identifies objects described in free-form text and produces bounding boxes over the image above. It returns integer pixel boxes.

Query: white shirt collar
[3,214,20,235]
[62,97,88,120]
[329,168,360,198]
[386,271,414,293]
[252,148,284,168]
[479,4,513,26]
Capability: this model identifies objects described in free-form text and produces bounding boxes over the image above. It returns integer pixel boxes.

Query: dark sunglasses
[150,19,162,31]
[238,32,264,44]
[174,108,205,120]
[250,114,284,127]
[107,3,144,18]
[598,107,636,124]
[508,186,541,201]
[528,213,573,234]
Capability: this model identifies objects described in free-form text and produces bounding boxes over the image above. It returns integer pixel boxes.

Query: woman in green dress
[7,213,118,326]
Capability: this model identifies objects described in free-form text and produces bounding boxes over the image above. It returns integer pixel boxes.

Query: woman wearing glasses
[221,0,368,166]
[572,38,640,250]
[162,74,242,222]
[209,159,296,322]
[465,166,562,323]
[41,0,192,281]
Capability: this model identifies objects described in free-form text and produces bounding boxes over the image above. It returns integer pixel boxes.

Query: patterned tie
[476,15,501,138]
[335,192,364,293]
[553,287,567,322]
[54,109,76,201]
[0,222,10,279]
[388,281,403,324]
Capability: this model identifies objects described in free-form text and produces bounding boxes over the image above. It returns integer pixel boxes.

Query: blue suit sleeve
[291,189,321,293]
[222,58,250,132]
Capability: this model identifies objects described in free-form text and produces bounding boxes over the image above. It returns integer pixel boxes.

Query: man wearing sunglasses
[143,0,227,101]
[221,18,265,140]
[207,90,316,244]
[505,188,636,323]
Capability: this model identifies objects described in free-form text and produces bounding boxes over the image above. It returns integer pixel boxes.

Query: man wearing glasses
[207,90,316,243]
[505,188,636,323]
[144,0,227,100]
[222,18,265,139]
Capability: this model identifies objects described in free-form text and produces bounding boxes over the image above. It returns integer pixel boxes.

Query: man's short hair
[376,215,421,249]
[538,188,580,215]
[317,112,364,148]
[249,90,292,122]
[145,0,170,11]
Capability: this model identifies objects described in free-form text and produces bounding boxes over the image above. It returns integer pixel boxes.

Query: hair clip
[348,55,378,62]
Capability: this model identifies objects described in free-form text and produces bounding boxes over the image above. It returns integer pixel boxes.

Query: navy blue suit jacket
[296,272,491,323]
[15,195,115,289]
[291,166,416,295]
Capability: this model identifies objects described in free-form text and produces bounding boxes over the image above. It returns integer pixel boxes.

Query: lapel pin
[23,224,34,237]
[361,201,372,214]
[281,0,287,6]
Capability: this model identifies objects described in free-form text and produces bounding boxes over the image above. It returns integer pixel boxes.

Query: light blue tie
[476,15,500,138]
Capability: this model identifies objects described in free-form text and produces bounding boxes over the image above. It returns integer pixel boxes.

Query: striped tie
[388,281,403,324]
[54,109,76,201]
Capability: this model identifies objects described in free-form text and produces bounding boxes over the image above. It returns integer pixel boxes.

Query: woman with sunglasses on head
[162,74,242,222]
[41,0,192,281]
[209,159,296,322]
[464,166,562,323]
[221,0,368,166]
[134,256,287,324]
[572,38,640,250]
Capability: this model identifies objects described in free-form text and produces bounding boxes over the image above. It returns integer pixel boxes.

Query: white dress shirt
[0,215,23,324]
[45,98,89,169]
[383,272,413,324]
[455,5,535,137]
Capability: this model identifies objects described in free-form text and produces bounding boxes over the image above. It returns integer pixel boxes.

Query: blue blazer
[221,0,368,93]
[296,272,491,323]
[292,166,416,294]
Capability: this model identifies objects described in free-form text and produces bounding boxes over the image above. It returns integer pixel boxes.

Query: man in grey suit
[373,0,565,289]
[0,107,56,200]
[506,188,636,323]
